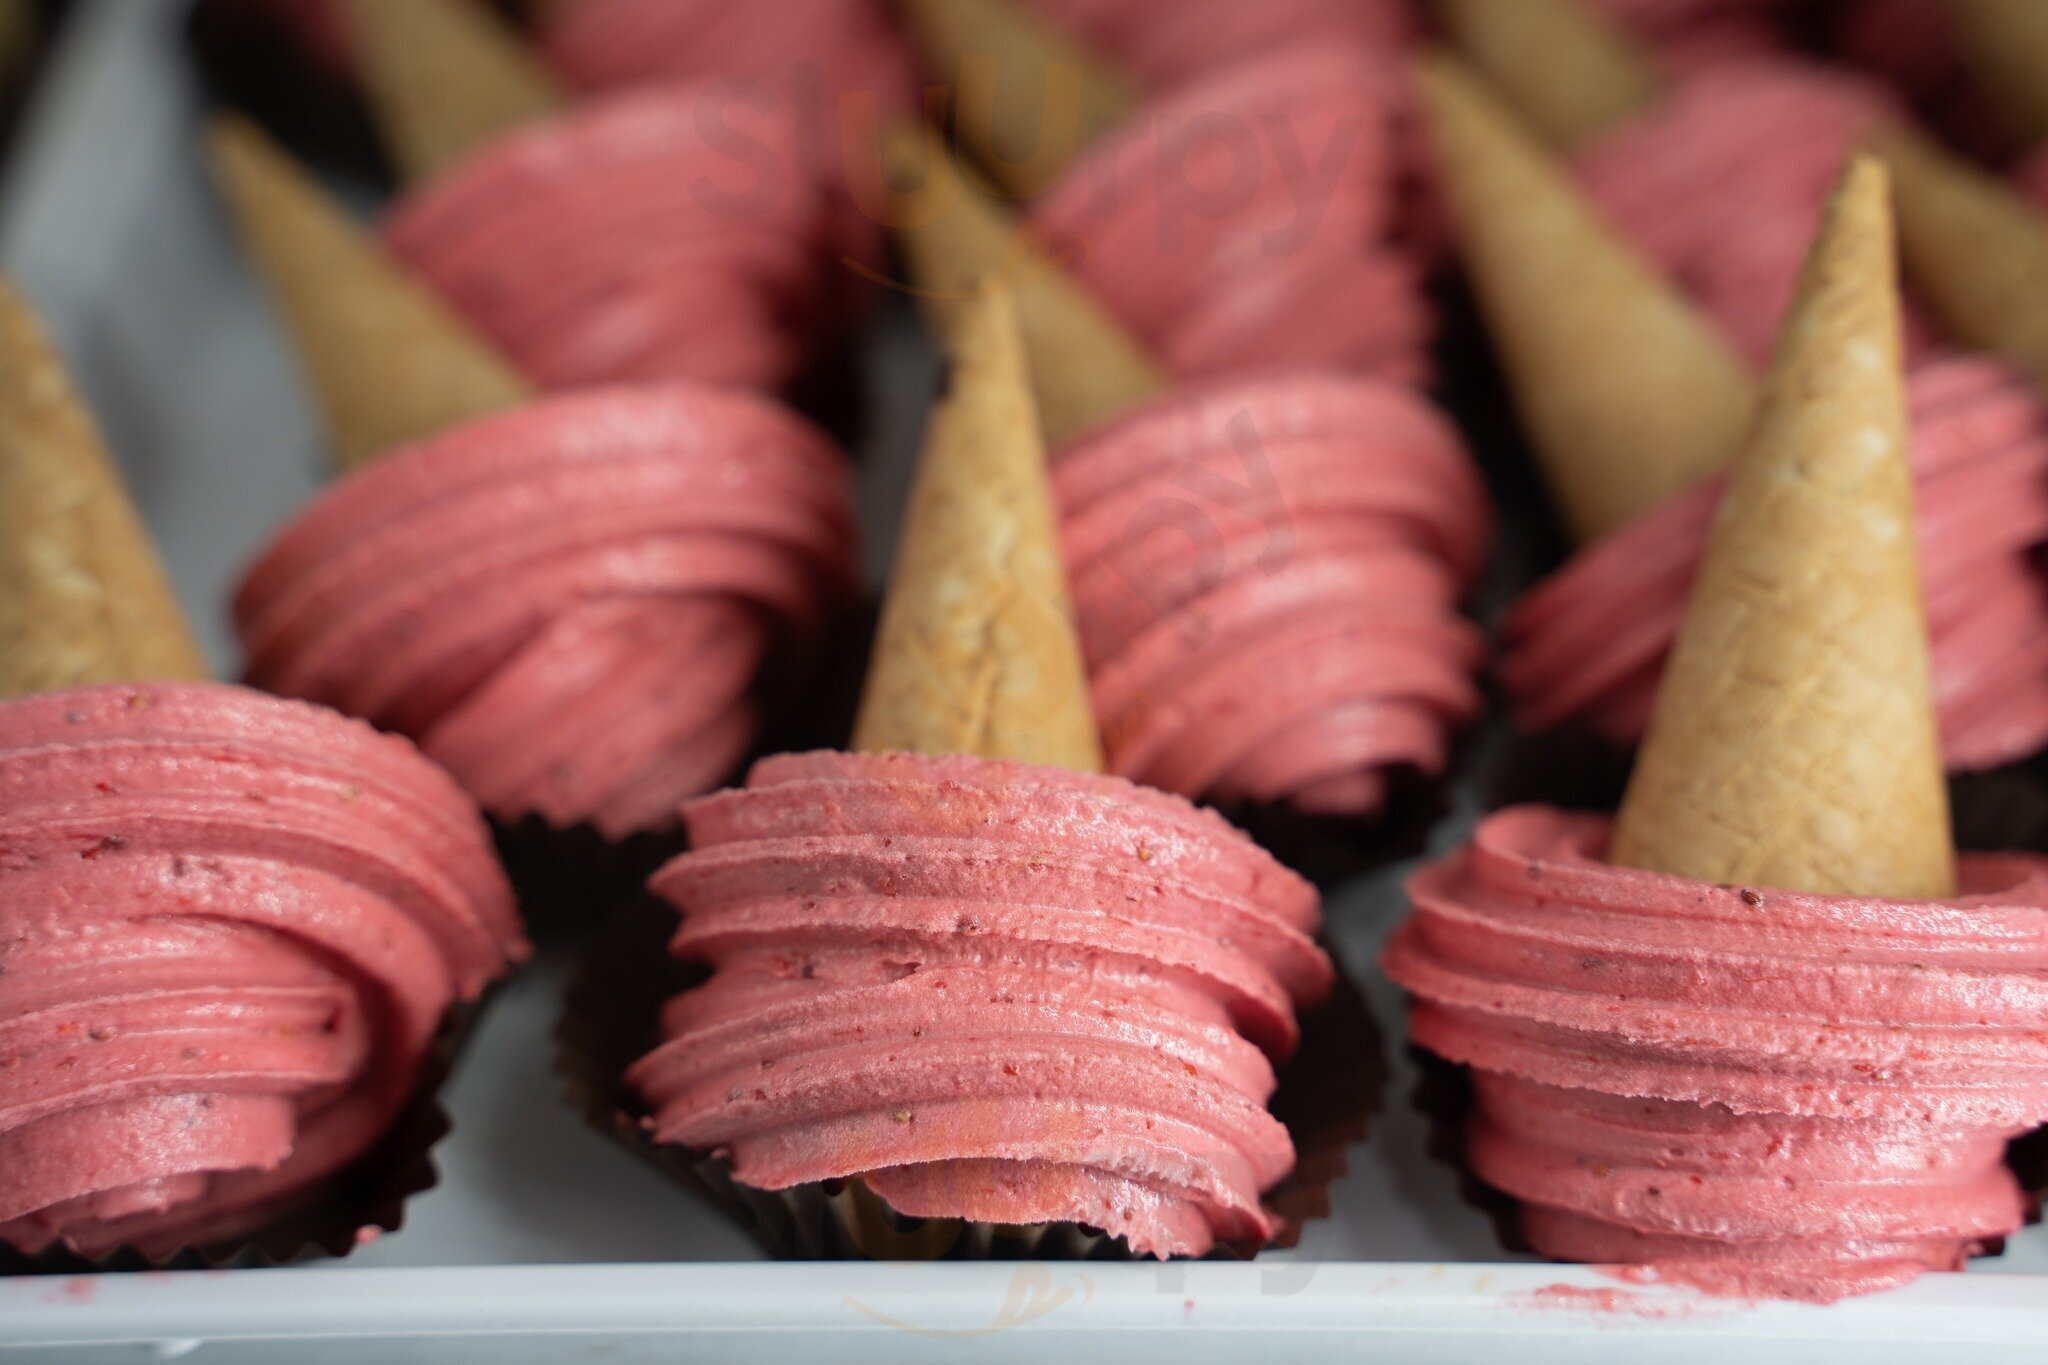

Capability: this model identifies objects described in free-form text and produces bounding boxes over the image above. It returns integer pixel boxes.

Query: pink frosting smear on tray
[1383,806,2048,1303]
[235,385,857,840]
[1026,44,1436,387]
[1501,352,2048,769]
[0,681,525,1260]
[630,750,1333,1259]
[382,84,869,395]
[1051,373,1489,818]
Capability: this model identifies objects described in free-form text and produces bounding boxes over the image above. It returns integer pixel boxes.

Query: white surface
[0,0,2044,1358]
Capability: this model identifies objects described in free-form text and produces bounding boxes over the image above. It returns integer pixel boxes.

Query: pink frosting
[540,0,916,113]
[1584,0,1796,75]
[0,681,524,1259]
[1501,352,2048,769]
[1051,373,1488,817]
[630,749,1331,1258]
[383,85,862,394]
[1027,44,1435,386]
[236,386,856,839]
[1383,805,2048,1303]
[1573,59,1931,368]
[1023,0,1415,94]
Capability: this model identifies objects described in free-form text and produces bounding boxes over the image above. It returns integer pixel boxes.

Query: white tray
[1,2,2044,1358]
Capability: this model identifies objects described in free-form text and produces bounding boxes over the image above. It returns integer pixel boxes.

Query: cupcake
[210,119,856,860]
[327,0,870,396]
[900,0,1435,386]
[1386,158,2048,1303]
[1416,52,2048,773]
[599,285,1340,1259]
[882,127,1490,824]
[0,277,524,1264]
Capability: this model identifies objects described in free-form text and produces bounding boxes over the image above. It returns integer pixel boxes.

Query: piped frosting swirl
[0,681,524,1259]
[236,385,857,839]
[630,749,1332,1258]
[1384,805,2048,1301]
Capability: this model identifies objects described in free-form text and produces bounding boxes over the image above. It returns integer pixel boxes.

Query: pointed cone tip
[1436,0,1663,152]
[1610,155,1956,899]
[886,119,1164,446]
[1876,122,2048,396]
[1419,50,1753,542]
[897,0,1140,197]
[0,277,209,698]
[851,282,1105,771]
[339,0,564,185]
[208,113,530,469]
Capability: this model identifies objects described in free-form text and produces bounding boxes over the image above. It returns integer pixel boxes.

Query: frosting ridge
[1384,805,2048,1301]
[631,749,1331,1258]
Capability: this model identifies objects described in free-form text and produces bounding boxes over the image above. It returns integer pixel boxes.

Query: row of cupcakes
[6,0,2048,1303]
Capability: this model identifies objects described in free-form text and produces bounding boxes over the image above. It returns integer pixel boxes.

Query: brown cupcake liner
[0,992,499,1276]
[556,893,1384,1261]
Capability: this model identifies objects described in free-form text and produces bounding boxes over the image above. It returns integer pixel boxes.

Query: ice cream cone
[1873,124,2048,396]
[1945,0,2048,149]
[1419,53,1752,542]
[0,277,209,699]
[884,121,1165,447]
[339,0,565,184]
[1609,156,1955,899]
[851,282,1104,770]
[896,0,1140,197]
[208,115,531,471]
[1436,0,1663,152]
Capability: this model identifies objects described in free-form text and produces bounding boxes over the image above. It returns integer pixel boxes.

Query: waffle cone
[897,0,1140,197]
[1609,156,1954,899]
[851,284,1103,770]
[208,115,531,470]
[1875,124,2048,395]
[1420,54,1752,542]
[0,278,208,699]
[885,122,1165,446]
[339,0,564,184]
[1947,0,2048,148]
[1436,0,1662,151]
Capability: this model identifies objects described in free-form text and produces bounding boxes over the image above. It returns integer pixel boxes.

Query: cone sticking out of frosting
[1945,0,2048,148]
[0,277,209,698]
[851,281,1104,770]
[1436,0,1662,151]
[896,0,1140,197]
[339,0,565,184]
[1609,156,1955,898]
[1873,124,2048,395]
[1419,53,1752,542]
[884,121,1165,446]
[208,115,531,470]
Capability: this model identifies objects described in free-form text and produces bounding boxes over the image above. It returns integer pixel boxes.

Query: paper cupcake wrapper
[0,993,498,1276]
[556,893,1384,1260]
